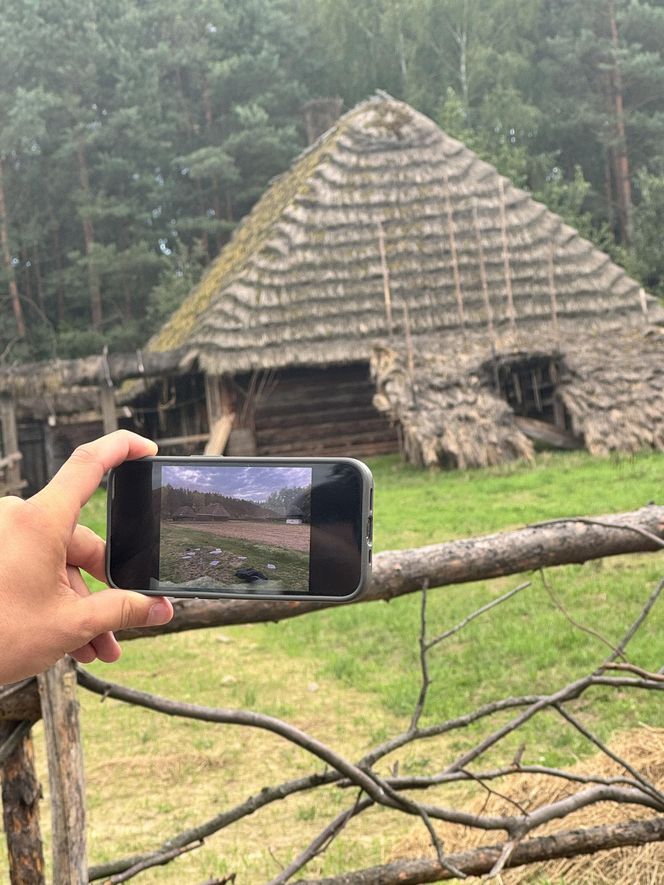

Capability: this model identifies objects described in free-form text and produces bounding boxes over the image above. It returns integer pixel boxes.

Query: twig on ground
[105,841,203,883]
[410,580,430,732]
[603,576,664,665]
[553,704,664,806]
[426,582,531,652]
[539,569,623,658]
[267,794,371,885]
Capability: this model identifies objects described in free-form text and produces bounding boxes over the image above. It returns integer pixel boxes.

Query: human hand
[0,430,173,684]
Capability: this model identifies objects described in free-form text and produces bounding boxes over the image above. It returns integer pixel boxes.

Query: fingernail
[147,601,172,626]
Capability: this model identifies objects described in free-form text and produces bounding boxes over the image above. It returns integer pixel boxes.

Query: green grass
[64,448,664,880]
[249,450,664,764]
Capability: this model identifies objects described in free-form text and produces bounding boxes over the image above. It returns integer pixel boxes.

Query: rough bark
[1,505,662,723]
[295,816,664,884]
[0,347,194,398]
[0,721,45,885]
[115,504,664,639]
[37,657,87,885]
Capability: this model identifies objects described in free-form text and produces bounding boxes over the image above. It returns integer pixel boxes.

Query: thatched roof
[372,323,664,468]
[149,93,661,375]
[197,503,231,519]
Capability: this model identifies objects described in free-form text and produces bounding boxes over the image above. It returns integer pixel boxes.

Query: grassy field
[17,449,664,882]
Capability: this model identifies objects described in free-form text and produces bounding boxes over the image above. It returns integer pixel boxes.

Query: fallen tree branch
[293,817,664,884]
[115,505,664,639]
[105,840,203,883]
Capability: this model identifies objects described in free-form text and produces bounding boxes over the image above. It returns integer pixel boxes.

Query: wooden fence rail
[0,507,662,883]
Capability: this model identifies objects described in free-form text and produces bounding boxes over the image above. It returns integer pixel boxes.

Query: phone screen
[107,457,372,600]
[159,463,312,594]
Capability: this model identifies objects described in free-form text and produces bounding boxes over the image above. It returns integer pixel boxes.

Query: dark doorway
[487,354,570,431]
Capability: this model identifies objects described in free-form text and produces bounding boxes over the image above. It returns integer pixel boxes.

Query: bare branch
[553,704,664,807]
[425,581,531,652]
[409,581,431,732]
[106,841,203,884]
[293,817,664,884]
[267,795,371,885]
[603,576,664,665]
[602,662,664,682]
[77,668,389,805]
[112,505,664,640]
[539,569,623,658]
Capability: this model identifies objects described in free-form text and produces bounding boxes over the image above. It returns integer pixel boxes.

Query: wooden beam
[0,395,23,495]
[37,658,87,884]
[204,375,235,455]
[0,721,45,884]
[99,385,118,435]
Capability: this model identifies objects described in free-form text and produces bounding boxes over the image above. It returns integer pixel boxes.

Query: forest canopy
[2,0,663,364]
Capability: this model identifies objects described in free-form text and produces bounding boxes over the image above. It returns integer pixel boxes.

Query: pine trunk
[76,137,103,330]
[0,159,26,338]
[608,1,633,244]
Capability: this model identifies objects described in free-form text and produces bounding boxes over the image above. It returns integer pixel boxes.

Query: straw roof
[149,93,661,375]
[372,322,664,468]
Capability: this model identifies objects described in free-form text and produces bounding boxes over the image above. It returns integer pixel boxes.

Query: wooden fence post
[37,657,87,885]
[0,394,23,495]
[0,720,45,884]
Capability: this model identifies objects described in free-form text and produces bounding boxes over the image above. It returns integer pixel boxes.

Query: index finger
[32,430,157,535]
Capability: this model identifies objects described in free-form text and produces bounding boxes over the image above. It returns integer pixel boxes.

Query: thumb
[73,591,173,643]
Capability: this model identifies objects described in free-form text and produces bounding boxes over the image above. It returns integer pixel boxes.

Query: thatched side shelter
[372,321,664,468]
[126,92,662,463]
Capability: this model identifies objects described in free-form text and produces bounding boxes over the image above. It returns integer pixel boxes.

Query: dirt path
[178,519,311,553]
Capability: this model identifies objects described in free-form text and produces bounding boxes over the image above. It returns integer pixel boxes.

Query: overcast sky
[162,464,311,503]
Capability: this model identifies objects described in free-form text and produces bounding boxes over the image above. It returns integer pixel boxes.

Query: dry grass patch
[390,725,664,884]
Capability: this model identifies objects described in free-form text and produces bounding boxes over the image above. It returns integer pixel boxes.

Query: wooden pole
[498,178,517,335]
[0,721,45,884]
[0,394,23,495]
[99,386,118,435]
[443,170,466,334]
[548,240,559,345]
[204,375,236,455]
[37,657,87,885]
[99,346,118,435]
[376,221,394,337]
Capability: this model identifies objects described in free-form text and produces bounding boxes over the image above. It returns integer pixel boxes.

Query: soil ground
[180,518,310,553]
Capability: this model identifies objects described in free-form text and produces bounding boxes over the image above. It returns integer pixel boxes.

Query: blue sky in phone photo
[162,465,311,503]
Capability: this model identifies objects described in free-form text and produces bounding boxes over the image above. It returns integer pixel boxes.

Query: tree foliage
[1,0,663,362]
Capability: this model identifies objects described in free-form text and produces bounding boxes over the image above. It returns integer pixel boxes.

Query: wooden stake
[498,178,517,334]
[204,375,236,455]
[37,657,87,885]
[0,721,45,884]
[548,240,559,344]
[377,222,394,336]
[0,394,24,495]
[401,301,416,399]
[443,171,466,333]
[472,198,496,346]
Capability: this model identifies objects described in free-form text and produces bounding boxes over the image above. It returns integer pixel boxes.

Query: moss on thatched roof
[149,94,661,375]
[372,322,664,467]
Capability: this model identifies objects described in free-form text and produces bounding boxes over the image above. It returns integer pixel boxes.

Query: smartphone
[106,456,373,602]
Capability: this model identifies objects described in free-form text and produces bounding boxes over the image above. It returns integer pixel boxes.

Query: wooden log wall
[253,363,399,457]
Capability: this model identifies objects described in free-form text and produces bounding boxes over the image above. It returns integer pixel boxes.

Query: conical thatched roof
[149,94,661,374]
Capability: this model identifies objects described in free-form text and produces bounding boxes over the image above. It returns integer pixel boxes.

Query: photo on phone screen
[107,456,373,601]
[159,464,312,594]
